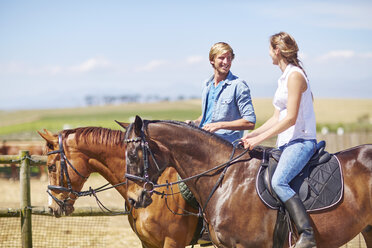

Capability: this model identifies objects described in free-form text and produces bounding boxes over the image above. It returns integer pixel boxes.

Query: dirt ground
[0,174,205,248]
[0,175,140,247]
[0,174,366,248]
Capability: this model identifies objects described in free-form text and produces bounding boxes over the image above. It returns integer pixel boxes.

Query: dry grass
[1,98,371,127]
[250,98,372,124]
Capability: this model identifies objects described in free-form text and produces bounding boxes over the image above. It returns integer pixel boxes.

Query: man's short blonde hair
[209,42,235,62]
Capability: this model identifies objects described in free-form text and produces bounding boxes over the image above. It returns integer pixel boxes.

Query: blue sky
[1,0,371,110]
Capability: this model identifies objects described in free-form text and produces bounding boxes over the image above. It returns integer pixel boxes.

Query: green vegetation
[0,100,203,140]
[0,98,371,140]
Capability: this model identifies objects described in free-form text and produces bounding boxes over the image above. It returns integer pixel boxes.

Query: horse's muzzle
[49,204,75,217]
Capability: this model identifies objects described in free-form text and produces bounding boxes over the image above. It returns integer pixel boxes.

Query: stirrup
[197,229,213,246]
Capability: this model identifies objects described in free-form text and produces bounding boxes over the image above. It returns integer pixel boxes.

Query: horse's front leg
[362,226,372,248]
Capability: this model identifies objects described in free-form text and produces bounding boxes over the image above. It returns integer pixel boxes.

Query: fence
[0,132,371,247]
[317,131,372,153]
[0,151,126,248]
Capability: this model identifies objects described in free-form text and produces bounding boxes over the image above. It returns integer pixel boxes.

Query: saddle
[256,140,344,212]
[255,141,343,248]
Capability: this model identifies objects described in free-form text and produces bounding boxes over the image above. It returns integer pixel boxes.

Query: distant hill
[0,98,371,140]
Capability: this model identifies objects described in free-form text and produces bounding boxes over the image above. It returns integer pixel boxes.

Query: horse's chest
[207,174,274,247]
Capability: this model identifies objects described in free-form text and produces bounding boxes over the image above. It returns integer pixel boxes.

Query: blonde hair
[209,42,235,62]
[270,32,306,76]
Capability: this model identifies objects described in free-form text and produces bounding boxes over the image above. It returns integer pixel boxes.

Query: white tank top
[273,64,316,147]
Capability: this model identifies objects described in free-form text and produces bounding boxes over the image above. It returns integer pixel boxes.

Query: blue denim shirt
[199,71,256,143]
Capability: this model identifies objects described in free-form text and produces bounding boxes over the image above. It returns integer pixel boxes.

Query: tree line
[85,94,199,106]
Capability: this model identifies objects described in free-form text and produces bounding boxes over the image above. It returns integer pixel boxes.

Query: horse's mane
[145,120,233,147]
[62,127,125,147]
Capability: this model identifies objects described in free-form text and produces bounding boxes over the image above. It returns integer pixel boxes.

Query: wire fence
[0,215,112,248]
[0,152,129,248]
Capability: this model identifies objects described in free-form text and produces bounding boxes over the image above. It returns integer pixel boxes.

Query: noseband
[46,133,88,208]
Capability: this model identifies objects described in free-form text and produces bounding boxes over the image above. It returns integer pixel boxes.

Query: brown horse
[119,116,372,248]
[38,127,200,248]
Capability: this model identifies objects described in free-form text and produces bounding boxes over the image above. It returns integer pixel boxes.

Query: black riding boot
[284,195,317,248]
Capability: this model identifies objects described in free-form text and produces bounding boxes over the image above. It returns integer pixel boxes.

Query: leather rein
[124,124,251,214]
[46,133,129,214]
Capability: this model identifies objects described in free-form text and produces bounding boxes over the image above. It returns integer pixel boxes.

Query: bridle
[46,133,88,209]
[46,133,130,215]
[124,124,162,193]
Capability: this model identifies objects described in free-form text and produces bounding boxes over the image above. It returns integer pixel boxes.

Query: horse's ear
[134,115,143,136]
[38,129,58,146]
[44,129,54,136]
[115,120,130,131]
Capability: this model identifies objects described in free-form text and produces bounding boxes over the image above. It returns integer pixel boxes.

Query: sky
[0,0,371,110]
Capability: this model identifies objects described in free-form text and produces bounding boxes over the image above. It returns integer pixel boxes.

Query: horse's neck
[154,125,234,202]
[78,143,127,197]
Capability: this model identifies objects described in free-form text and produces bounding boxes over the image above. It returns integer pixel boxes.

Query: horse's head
[38,129,90,217]
[117,116,170,208]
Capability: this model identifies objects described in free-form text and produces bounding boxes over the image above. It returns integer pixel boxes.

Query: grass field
[0,98,371,140]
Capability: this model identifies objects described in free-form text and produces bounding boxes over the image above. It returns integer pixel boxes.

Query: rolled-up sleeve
[236,81,256,123]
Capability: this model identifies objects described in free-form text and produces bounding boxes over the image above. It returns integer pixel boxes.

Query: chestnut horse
[119,116,372,248]
[38,127,200,248]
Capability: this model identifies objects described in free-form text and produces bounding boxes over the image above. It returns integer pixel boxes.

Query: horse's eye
[47,143,54,150]
[48,164,56,173]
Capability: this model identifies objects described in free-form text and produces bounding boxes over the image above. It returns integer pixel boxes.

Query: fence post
[20,150,32,248]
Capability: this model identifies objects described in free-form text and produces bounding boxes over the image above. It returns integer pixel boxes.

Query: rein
[46,133,129,215]
[124,125,252,215]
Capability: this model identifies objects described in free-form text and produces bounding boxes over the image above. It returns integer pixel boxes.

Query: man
[190,42,256,143]
[188,42,256,245]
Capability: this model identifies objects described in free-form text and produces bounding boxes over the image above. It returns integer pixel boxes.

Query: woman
[242,32,317,248]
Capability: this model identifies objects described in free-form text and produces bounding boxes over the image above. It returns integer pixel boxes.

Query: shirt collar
[205,71,234,86]
[279,64,294,81]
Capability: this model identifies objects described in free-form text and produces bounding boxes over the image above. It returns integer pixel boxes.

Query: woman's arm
[244,109,279,138]
[243,71,306,149]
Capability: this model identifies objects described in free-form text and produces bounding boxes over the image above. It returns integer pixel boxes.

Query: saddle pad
[256,155,343,213]
[176,175,208,246]
[177,174,199,209]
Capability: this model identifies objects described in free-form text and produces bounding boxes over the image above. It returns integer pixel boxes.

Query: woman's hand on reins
[241,133,261,150]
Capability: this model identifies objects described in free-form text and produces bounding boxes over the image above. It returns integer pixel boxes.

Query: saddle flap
[270,149,282,162]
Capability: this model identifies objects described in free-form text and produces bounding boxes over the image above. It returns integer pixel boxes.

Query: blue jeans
[271,139,317,203]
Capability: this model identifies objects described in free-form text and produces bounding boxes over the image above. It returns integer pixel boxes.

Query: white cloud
[360,52,372,58]
[0,61,25,74]
[318,50,355,61]
[70,57,111,73]
[45,65,63,75]
[316,50,372,61]
[0,58,113,76]
[186,55,203,64]
[134,60,168,72]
